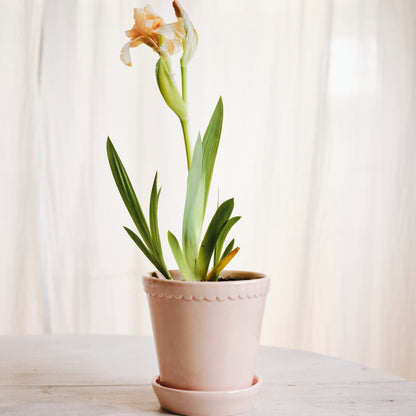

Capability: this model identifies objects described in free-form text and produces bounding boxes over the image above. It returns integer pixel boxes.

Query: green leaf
[106,138,153,248]
[221,238,235,261]
[124,227,170,279]
[182,134,205,272]
[178,98,224,278]
[206,246,239,282]
[149,172,162,257]
[195,198,234,280]
[155,57,187,120]
[107,138,171,280]
[149,172,171,278]
[168,231,198,281]
[202,97,223,211]
[213,216,241,267]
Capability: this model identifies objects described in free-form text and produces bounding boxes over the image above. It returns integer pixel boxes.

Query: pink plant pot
[142,270,270,392]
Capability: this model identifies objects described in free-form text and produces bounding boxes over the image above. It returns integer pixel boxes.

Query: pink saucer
[152,375,262,416]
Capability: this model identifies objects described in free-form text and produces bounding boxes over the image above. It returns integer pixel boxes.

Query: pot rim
[143,270,270,305]
[143,270,269,288]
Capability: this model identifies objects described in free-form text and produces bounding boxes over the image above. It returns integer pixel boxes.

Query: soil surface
[151,272,261,281]
[217,276,255,281]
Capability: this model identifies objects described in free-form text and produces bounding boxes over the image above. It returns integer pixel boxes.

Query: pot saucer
[152,375,262,416]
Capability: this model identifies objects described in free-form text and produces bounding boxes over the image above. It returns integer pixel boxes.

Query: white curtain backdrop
[1,0,415,380]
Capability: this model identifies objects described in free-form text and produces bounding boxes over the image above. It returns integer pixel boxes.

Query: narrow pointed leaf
[182,134,205,272]
[124,227,171,279]
[214,216,241,267]
[221,238,235,261]
[108,138,171,279]
[206,247,240,281]
[149,172,162,256]
[124,226,157,265]
[181,98,224,276]
[202,97,223,211]
[195,198,234,280]
[148,172,171,278]
[168,231,197,281]
[106,138,152,248]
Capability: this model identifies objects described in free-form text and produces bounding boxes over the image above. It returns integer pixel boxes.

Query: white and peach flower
[120,5,185,66]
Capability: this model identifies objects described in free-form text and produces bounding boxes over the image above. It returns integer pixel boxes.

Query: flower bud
[155,57,187,120]
[172,0,198,66]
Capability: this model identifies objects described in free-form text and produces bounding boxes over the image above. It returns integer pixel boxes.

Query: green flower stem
[180,118,192,170]
[181,63,188,103]
[180,63,192,170]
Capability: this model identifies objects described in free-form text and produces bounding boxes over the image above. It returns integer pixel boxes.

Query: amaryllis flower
[121,5,185,66]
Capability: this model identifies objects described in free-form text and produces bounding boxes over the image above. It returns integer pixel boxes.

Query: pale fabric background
[1,0,415,380]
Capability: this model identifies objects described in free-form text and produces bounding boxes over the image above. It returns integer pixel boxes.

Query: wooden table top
[1,336,415,415]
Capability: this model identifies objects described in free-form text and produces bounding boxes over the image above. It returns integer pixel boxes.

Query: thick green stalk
[180,63,192,170]
[181,63,188,103]
[180,118,192,170]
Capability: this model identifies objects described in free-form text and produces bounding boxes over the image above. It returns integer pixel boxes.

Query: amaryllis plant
[107,1,240,281]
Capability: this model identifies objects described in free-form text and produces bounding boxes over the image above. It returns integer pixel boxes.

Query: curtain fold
[1,0,415,380]
[0,0,44,333]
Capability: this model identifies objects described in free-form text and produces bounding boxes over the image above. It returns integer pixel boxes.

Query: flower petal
[126,6,163,41]
[130,36,145,48]
[141,6,164,33]
[172,0,198,64]
[120,41,133,66]
[154,20,185,55]
[154,20,184,40]
[143,5,160,19]
[120,37,147,66]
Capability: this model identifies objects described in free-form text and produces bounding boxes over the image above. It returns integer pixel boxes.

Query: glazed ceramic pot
[142,270,270,392]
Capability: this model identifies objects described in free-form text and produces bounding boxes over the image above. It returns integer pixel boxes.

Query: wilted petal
[172,0,197,65]
[143,5,163,29]
[130,36,145,48]
[121,4,185,63]
[155,19,185,55]
[182,25,198,64]
[120,41,133,66]
[155,20,184,40]
[128,6,163,38]
[120,37,147,66]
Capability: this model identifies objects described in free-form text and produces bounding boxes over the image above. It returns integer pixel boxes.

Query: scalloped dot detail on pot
[142,270,271,303]
[146,292,269,302]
